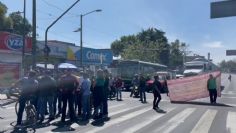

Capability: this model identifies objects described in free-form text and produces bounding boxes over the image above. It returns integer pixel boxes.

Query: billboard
[0,32,32,52]
[168,71,221,102]
[0,63,20,88]
[211,0,236,19]
[75,48,113,65]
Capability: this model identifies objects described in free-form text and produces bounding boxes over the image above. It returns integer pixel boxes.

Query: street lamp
[45,0,80,69]
[74,9,102,68]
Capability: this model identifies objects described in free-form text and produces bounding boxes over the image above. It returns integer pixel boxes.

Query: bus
[115,60,168,90]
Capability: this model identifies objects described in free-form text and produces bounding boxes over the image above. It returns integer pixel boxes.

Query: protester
[103,70,110,118]
[139,75,146,103]
[75,71,83,116]
[81,72,91,120]
[115,76,123,101]
[93,69,105,119]
[12,70,38,126]
[59,69,78,122]
[228,74,232,82]
[53,70,63,116]
[37,70,57,122]
[207,74,217,104]
[153,75,162,111]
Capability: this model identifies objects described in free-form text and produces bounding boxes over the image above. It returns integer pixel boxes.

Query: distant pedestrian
[153,75,162,111]
[139,75,146,103]
[207,74,217,104]
[228,74,232,82]
[115,76,123,101]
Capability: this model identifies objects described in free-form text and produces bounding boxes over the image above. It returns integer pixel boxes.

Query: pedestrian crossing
[1,100,236,133]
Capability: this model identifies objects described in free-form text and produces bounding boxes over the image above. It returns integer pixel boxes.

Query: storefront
[0,32,32,87]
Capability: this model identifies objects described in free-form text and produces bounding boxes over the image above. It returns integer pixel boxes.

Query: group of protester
[11,66,219,126]
[12,68,124,126]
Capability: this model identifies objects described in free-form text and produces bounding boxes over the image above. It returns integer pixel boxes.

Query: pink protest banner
[168,71,221,102]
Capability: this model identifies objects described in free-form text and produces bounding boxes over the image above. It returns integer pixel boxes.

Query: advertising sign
[0,32,32,52]
[36,41,67,58]
[75,48,113,65]
[168,71,221,102]
[0,63,20,88]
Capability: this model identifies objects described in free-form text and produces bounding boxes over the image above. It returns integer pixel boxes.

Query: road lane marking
[122,107,176,133]
[190,109,217,133]
[227,111,236,133]
[86,106,152,133]
[154,108,196,133]
[109,103,126,109]
[60,104,144,129]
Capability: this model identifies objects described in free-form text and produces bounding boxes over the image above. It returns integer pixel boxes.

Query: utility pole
[32,0,36,69]
[22,0,26,75]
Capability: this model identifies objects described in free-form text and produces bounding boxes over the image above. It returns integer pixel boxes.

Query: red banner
[168,71,221,102]
[0,32,32,52]
[0,63,20,88]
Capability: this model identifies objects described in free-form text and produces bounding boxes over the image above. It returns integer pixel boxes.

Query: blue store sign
[75,48,113,65]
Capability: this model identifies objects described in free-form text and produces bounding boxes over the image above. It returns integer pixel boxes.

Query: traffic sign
[226,50,236,56]
[211,0,236,18]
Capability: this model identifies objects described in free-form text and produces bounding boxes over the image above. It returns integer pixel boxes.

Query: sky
[1,0,236,64]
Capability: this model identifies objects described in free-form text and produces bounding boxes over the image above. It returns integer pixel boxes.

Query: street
[0,73,235,133]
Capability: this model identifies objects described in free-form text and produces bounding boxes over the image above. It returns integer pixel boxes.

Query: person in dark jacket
[37,70,57,122]
[153,75,162,110]
[12,70,38,126]
[59,69,78,122]
[93,69,105,119]
[139,75,146,103]
[103,70,110,118]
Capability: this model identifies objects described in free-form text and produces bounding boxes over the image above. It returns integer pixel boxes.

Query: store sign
[75,48,113,65]
[0,32,32,52]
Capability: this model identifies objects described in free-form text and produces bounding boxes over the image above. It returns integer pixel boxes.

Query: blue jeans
[37,96,54,120]
[140,87,146,102]
[116,88,122,100]
[82,95,90,117]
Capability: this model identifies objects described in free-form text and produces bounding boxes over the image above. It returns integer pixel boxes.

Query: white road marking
[122,107,176,133]
[190,109,217,133]
[109,103,126,109]
[227,111,236,133]
[86,106,152,133]
[154,108,196,133]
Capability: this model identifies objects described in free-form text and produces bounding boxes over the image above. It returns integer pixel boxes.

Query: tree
[169,39,186,69]
[111,28,170,65]
[9,12,32,36]
[0,2,13,31]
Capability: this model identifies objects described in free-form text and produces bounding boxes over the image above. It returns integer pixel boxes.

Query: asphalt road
[0,73,235,133]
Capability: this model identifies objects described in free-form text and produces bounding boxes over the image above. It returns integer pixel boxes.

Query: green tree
[0,2,13,31]
[169,39,186,69]
[9,12,32,36]
[111,28,170,65]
